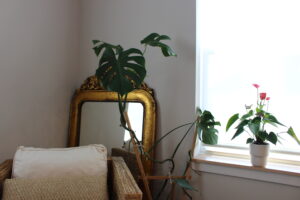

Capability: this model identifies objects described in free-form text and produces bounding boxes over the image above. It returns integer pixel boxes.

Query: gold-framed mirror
[68,76,156,175]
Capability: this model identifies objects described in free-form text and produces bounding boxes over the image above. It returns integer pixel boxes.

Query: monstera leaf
[92,34,176,97]
[141,33,177,57]
[93,41,146,96]
[196,108,221,145]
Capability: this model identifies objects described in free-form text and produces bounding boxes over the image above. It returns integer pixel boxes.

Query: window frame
[195,0,300,165]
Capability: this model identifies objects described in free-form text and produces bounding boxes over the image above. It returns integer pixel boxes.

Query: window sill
[192,154,300,187]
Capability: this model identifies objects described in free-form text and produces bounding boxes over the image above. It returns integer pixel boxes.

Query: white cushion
[12,144,107,179]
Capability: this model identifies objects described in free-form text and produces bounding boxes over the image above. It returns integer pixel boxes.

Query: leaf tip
[92,40,100,45]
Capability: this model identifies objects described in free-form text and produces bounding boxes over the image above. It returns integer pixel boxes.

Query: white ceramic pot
[249,143,269,167]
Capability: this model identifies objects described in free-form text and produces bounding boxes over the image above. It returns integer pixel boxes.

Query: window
[196,0,300,157]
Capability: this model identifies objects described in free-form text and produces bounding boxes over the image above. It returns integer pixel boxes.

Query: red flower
[260,93,267,100]
[253,84,260,88]
[266,97,270,100]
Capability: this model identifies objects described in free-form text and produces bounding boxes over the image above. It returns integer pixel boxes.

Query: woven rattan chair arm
[111,157,142,200]
[0,160,12,198]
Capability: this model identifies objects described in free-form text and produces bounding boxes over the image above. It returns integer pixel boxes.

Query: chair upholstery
[0,160,12,198]
[0,157,142,200]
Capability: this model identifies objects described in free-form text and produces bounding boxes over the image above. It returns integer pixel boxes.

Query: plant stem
[148,122,195,153]
[243,128,252,137]
[143,45,148,55]
[155,180,169,200]
[171,122,196,159]
[117,94,142,147]
[155,122,196,200]
[182,189,192,200]
[277,131,287,134]
[256,88,259,106]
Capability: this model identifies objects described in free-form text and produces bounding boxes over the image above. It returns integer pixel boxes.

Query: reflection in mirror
[80,102,144,154]
[124,103,144,142]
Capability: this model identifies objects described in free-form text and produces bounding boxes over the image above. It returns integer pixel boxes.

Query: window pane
[199,0,300,151]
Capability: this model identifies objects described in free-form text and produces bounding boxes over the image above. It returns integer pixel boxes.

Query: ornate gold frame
[68,76,156,175]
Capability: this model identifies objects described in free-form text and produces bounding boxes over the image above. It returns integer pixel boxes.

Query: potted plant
[92,33,220,199]
[226,84,300,167]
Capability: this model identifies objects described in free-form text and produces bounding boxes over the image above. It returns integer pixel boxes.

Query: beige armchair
[0,157,142,200]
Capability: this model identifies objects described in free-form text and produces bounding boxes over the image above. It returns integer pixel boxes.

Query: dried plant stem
[124,111,153,200]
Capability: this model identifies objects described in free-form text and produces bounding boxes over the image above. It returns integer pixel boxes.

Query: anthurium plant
[92,33,220,199]
[226,84,300,145]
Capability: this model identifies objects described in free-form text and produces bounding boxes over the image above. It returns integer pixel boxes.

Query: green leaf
[201,110,215,122]
[257,131,268,141]
[214,121,221,126]
[148,41,177,57]
[266,132,277,145]
[266,115,285,127]
[256,107,261,113]
[206,122,220,127]
[249,122,260,135]
[252,116,261,124]
[202,128,218,145]
[92,40,100,45]
[232,128,244,140]
[241,110,254,120]
[93,42,146,96]
[156,35,171,41]
[140,33,177,57]
[92,42,118,57]
[236,119,249,129]
[263,119,278,127]
[287,127,300,145]
[226,113,239,131]
[246,138,254,144]
[140,33,160,44]
[196,107,202,116]
[174,179,198,191]
[197,109,220,145]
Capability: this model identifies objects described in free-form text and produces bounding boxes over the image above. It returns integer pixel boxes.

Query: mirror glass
[68,75,157,175]
[80,102,144,154]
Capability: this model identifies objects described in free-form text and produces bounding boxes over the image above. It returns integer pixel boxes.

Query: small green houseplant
[226,84,300,166]
[92,33,220,199]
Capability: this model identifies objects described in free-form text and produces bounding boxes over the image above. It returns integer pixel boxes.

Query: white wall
[78,0,196,197]
[0,0,80,161]
[191,172,300,200]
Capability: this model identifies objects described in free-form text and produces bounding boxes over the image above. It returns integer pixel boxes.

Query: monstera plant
[93,33,176,96]
[92,33,177,147]
[92,33,219,199]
